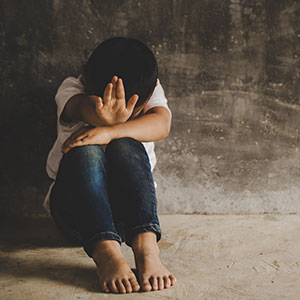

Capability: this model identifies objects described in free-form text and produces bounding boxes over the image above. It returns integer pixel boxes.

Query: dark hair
[84,37,158,107]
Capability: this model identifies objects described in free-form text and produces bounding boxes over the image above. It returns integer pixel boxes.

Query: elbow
[164,110,172,138]
[147,108,171,140]
[165,122,171,137]
[160,119,171,140]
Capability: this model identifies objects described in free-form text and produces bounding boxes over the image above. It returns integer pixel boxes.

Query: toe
[109,281,119,294]
[102,281,110,293]
[150,276,158,291]
[158,277,164,290]
[122,278,132,293]
[169,274,177,286]
[141,278,152,292]
[129,277,140,292]
[116,279,127,294]
[163,276,170,288]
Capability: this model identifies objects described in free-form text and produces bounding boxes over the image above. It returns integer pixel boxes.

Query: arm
[61,106,171,153]
[62,76,138,127]
[110,106,171,142]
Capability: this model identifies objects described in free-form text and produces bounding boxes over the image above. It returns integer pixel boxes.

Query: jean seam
[151,188,156,216]
[85,231,122,245]
[126,223,161,247]
[130,223,160,232]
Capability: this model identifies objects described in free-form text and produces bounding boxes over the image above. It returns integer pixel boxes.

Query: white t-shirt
[43,76,171,214]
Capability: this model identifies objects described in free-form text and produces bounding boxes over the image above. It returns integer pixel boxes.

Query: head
[83,37,158,112]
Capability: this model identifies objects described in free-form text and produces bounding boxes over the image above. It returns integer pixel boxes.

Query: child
[43,37,176,294]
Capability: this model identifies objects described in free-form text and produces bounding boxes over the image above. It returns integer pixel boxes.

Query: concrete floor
[0,215,299,300]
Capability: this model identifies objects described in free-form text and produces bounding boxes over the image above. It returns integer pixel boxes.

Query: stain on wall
[1,0,300,217]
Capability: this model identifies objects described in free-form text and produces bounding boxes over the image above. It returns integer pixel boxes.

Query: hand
[95,75,139,125]
[61,125,113,154]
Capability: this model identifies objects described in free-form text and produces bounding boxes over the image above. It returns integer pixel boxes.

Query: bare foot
[132,232,177,292]
[92,240,140,293]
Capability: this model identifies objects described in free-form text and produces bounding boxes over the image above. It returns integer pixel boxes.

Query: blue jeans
[49,137,162,258]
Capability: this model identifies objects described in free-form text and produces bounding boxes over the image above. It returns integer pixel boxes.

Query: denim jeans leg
[106,137,162,247]
[49,145,122,258]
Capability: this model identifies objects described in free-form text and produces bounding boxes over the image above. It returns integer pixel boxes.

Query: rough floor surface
[0,215,299,300]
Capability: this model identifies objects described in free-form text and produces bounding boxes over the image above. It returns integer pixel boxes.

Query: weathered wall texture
[1,0,300,217]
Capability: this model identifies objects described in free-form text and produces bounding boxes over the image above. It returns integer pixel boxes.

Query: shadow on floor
[0,252,103,293]
[0,216,142,294]
[0,216,80,250]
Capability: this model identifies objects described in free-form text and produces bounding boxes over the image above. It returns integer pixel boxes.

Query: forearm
[110,107,171,142]
[61,107,171,154]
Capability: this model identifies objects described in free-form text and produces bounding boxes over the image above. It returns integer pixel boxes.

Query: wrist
[109,123,122,140]
[108,124,118,141]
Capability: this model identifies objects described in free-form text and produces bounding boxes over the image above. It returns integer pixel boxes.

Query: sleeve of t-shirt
[143,79,172,118]
[55,76,85,128]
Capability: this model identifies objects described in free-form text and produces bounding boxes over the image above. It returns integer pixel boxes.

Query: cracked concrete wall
[1,0,300,217]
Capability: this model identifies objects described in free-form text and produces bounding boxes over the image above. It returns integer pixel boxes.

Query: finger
[61,141,77,154]
[103,83,113,106]
[112,75,118,83]
[95,96,103,109]
[62,130,88,147]
[111,75,118,100]
[95,97,104,116]
[126,94,139,112]
[117,78,125,100]
[61,127,88,149]
[68,138,86,149]
[61,146,71,154]
[62,127,88,146]
[61,138,85,153]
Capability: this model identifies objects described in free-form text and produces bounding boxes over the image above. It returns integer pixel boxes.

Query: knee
[64,145,106,167]
[67,144,103,157]
[106,138,146,159]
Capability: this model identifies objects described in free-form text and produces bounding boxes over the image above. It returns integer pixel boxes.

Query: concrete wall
[1,0,300,217]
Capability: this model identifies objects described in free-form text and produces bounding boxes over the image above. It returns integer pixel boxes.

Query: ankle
[132,232,160,254]
[92,239,122,263]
